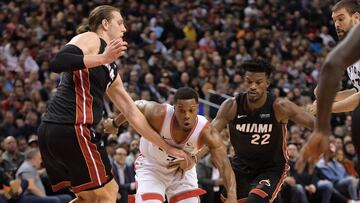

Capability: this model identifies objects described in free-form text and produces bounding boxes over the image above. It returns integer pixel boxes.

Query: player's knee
[93,180,119,202]
[246,188,269,203]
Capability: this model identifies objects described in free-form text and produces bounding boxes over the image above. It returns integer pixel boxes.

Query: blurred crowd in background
[0,0,358,203]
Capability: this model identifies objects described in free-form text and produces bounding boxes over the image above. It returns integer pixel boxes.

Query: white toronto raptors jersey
[347,60,360,92]
[139,104,208,166]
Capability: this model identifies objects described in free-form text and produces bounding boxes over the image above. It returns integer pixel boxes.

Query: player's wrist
[192,154,198,164]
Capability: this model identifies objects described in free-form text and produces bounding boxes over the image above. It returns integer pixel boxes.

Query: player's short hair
[174,87,199,104]
[332,0,360,15]
[241,58,274,78]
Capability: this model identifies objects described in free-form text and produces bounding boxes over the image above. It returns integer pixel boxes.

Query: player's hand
[167,155,196,171]
[295,131,330,174]
[102,39,128,64]
[306,101,317,116]
[165,148,192,170]
[103,118,119,134]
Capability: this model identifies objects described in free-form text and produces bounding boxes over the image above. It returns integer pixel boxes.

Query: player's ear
[266,79,270,88]
[352,12,360,24]
[101,19,109,31]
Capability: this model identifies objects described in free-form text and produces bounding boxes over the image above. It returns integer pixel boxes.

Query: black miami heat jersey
[228,92,287,172]
[43,38,118,126]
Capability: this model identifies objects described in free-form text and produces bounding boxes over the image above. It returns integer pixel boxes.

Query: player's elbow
[321,58,342,76]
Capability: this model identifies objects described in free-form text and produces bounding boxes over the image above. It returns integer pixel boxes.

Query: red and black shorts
[38,122,113,193]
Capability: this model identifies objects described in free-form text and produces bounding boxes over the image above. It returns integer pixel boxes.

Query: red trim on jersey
[83,126,108,183]
[220,194,246,203]
[82,69,93,124]
[73,70,93,124]
[270,166,287,202]
[250,188,268,198]
[281,124,289,162]
[141,193,164,202]
[170,114,198,145]
[197,122,210,149]
[169,188,206,203]
[73,124,109,193]
[128,195,135,203]
[51,181,71,192]
[73,71,84,124]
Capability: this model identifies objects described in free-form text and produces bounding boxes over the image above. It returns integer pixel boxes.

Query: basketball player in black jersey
[37,5,191,203]
[296,24,360,174]
[212,59,315,203]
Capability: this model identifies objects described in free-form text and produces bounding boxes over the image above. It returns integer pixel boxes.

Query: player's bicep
[202,127,226,153]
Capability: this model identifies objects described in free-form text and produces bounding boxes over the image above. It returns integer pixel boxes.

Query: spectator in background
[1,136,24,178]
[112,146,136,203]
[16,149,72,203]
[0,111,18,138]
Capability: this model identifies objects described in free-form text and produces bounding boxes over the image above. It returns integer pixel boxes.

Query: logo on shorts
[259,179,271,187]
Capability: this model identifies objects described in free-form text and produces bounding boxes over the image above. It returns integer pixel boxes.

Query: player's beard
[337,19,354,41]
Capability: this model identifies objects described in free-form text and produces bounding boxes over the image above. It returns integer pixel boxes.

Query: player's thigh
[135,169,166,203]
[167,168,206,202]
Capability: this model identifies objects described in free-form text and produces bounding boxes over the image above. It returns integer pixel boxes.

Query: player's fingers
[167,163,180,169]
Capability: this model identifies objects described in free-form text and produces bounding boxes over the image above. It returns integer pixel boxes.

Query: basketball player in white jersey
[105,87,236,203]
[311,0,360,111]
[296,23,360,173]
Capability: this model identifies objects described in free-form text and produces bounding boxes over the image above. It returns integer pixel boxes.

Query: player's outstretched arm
[275,98,315,130]
[330,92,360,113]
[103,100,164,134]
[106,75,191,161]
[49,32,127,73]
[202,126,237,203]
[316,23,360,133]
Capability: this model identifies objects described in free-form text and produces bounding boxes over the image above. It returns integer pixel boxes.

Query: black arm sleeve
[49,44,86,73]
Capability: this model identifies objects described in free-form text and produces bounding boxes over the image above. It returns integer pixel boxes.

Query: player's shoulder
[220,97,237,109]
[67,32,101,54]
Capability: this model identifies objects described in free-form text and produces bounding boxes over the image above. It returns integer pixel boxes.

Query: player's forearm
[113,113,127,127]
[211,147,236,200]
[107,83,172,152]
[332,92,360,113]
[316,60,343,132]
[221,159,236,199]
[333,89,357,101]
[195,146,210,161]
